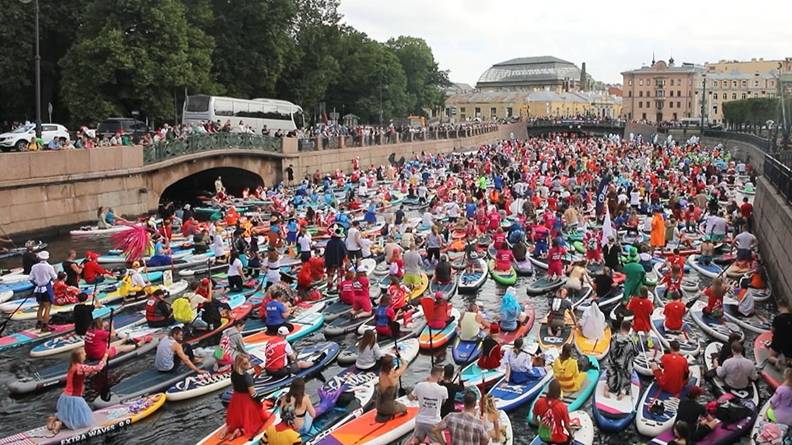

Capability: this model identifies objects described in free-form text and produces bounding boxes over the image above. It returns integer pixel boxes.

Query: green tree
[385,36,450,116]
[208,0,296,98]
[276,0,342,121]
[325,29,408,124]
[60,0,216,125]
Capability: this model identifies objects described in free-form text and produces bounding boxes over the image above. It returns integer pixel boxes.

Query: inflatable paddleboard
[528,410,594,445]
[526,277,565,295]
[30,309,147,357]
[649,398,756,445]
[489,367,553,411]
[538,312,574,352]
[573,325,611,360]
[650,307,701,357]
[457,258,487,293]
[635,366,702,436]
[754,331,784,390]
[591,369,640,432]
[488,260,517,286]
[689,300,744,342]
[528,356,600,425]
[418,308,460,349]
[687,254,724,279]
[722,297,771,334]
[703,342,759,406]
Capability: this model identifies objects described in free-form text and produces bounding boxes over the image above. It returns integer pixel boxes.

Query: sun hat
[37,251,50,260]
[278,326,290,335]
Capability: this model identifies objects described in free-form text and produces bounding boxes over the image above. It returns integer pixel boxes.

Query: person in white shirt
[502,338,534,384]
[446,201,460,222]
[733,225,758,261]
[345,221,363,260]
[630,189,641,207]
[296,227,313,263]
[409,366,448,444]
[30,251,57,331]
[360,237,373,259]
[226,252,246,293]
[421,211,433,228]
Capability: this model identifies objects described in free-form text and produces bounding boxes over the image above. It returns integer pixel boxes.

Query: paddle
[389,320,408,397]
[0,293,33,336]
[97,308,115,402]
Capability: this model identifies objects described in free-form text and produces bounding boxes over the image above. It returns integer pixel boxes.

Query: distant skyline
[339,0,792,86]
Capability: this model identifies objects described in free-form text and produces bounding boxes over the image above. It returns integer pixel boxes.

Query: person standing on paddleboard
[408,366,448,445]
[31,251,57,332]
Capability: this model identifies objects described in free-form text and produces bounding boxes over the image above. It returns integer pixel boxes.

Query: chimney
[580,62,587,91]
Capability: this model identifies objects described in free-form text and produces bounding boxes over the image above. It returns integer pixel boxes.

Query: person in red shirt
[665,249,686,271]
[422,292,452,330]
[338,270,356,305]
[84,318,138,361]
[627,286,654,332]
[546,238,566,279]
[81,252,114,284]
[351,267,372,318]
[296,260,315,291]
[478,323,503,370]
[532,380,574,444]
[495,247,513,272]
[703,278,725,317]
[651,340,690,394]
[308,255,325,282]
[740,197,753,222]
[663,290,687,331]
[53,272,80,306]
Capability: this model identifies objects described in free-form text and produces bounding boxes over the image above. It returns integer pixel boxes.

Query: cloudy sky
[339,0,792,86]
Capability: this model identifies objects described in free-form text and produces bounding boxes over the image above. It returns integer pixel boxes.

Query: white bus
[182,94,304,132]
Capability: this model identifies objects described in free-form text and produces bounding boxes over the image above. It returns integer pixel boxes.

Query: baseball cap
[277,326,290,335]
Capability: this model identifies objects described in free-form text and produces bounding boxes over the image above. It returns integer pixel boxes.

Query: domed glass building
[476,56,589,92]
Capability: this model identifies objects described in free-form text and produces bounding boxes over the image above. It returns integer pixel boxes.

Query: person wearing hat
[264,326,318,378]
[478,323,503,370]
[323,225,347,293]
[621,246,645,303]
[30,251,57,331]
[81,251,114,285]
[351,263,372,319]
[146,288,174,328]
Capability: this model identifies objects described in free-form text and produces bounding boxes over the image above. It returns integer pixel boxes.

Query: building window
[460,107,466,114]
[742,93,746,99]
[628,79,633,86]
[474,107,481,116]
[669,101,673,108]
[742,80,747,87]
[639,91,643,97]
[639,80,643,86]
[677,90,681,97]
[490,107,497,118]
[628,91,632,97]
[732,93,737,100]
[723,81,728,88]
[723,93,727,99]
[642,113,647,120]
[506,107,513,117]
[677,101,681,108]
[638,101,643,108]
[732,81,737,88]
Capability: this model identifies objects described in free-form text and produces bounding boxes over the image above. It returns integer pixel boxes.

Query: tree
[386,36,450,117]
[208,0,296,99]
[60,0,217,125]
[276,0,342,121]
[324,29,409,124]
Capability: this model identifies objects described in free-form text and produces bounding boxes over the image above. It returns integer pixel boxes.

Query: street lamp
[20,0,42,139]
[699,73,707,132]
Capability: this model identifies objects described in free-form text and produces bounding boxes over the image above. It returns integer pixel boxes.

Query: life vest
[265,338,288,373]
[145,296,169,323]
[339,280,356,305]
[375,305,391,328]
[172,297,195,324]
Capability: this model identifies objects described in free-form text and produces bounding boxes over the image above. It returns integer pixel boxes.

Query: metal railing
[143,133,282,164]
[765,154,792,205]
[702,130,770,153]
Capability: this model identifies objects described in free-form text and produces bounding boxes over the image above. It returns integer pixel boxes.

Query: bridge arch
[142,151,283,209]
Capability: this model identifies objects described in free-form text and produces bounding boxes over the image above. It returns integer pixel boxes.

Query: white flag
[602,205,614,247]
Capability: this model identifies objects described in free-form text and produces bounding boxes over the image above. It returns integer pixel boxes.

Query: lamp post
[20,0,42,138]
[699,73,707,132]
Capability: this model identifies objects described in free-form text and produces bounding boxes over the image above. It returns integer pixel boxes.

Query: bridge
[0,121,526,237]
[524,120,625,137]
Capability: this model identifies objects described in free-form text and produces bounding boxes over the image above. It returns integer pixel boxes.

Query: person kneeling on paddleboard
[503,338,541,385]
[423,292,452,330]
[650,340,689,394]
[553,344,586,392]
[146,289,174,328]
[155,327,208,375]
[547,288,577,338]
[478,323,503,370]
[264,327,320,379]
[265,292,294,335]
[373,295,399,338]
[375,356,408,422]
[47,347,109,434]
[499,287,527,332]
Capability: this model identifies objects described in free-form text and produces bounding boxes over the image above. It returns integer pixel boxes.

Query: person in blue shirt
[265,292,293,334]
[335,212,350,230]
[465,200,477,220]
[292,194,303,208]
[47,138,61,150]
[286,218,299,245]
[494,174,504,191]
[364,202,377,225]
[105,208,116,226]
[421,170,430,183]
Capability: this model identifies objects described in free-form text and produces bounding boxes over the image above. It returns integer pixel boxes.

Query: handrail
[143,133,282,164]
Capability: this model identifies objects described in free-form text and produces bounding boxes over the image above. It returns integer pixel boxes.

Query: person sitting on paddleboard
[433,254,452,285]
[351,265,373,319]
[459,303,488,341]
[155,327,208,375]
[532,379,575,445]
[478,323,503,370]
[663,285,687,332]
[146,289,174,328]
[423,292,452,330]
[702,278,725,318]
[373,294,400,338]
[578,301,606,340]
[650,340,690,394]
[356,329,390,371]
[338,269,356,305]
[278,378,316,436]
[503,338,539,384]
[264,327,320,379]
[375,355,407,422]
[265,292,293,335]
[84,318,139,362]
[547,288,577,338]
[499,287,527,332]
[553,343,586,392]
[494,244,513,272]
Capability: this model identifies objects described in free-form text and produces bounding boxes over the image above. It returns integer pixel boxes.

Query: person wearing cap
[323,225,347,293]
[264,326,316,378]
[674,385,718,442]
[351,264,372,319]
[30,251,57,331]
[81,252,114,285]
[146,288,175,328]
[621,246,645,302]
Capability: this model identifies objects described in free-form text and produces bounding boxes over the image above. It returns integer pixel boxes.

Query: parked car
[0,123,70,152]
[97,118,149,142]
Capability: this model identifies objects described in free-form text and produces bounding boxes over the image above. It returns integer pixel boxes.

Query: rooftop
[477,56,582,86]
[622,60,703,75]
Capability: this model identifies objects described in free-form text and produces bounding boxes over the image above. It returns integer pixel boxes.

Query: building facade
[475,56,592,93]
[694,71,778,124]
[621,59,701,123]
[445,90,621,121]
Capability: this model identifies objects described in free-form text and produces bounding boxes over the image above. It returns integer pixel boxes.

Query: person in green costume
[621,246,645,303]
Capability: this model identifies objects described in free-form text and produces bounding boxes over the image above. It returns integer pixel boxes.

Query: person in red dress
[222,354,271,441]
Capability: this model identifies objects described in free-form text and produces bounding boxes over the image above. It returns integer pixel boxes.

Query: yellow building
[444,90,620,121]
[705,58,792,74]
[694,71,779,125]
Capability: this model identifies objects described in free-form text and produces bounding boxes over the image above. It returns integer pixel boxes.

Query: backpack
[172,297,195,324]
[537,399,561,443]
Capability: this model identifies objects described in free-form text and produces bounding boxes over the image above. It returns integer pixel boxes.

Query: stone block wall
[752,177,792,305]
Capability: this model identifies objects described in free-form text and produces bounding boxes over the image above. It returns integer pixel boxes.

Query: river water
[0,226,767,444]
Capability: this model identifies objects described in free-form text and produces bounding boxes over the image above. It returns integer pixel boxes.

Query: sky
[338,0,792,86]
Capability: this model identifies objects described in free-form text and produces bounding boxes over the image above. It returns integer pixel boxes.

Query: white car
[0,123,70,152]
